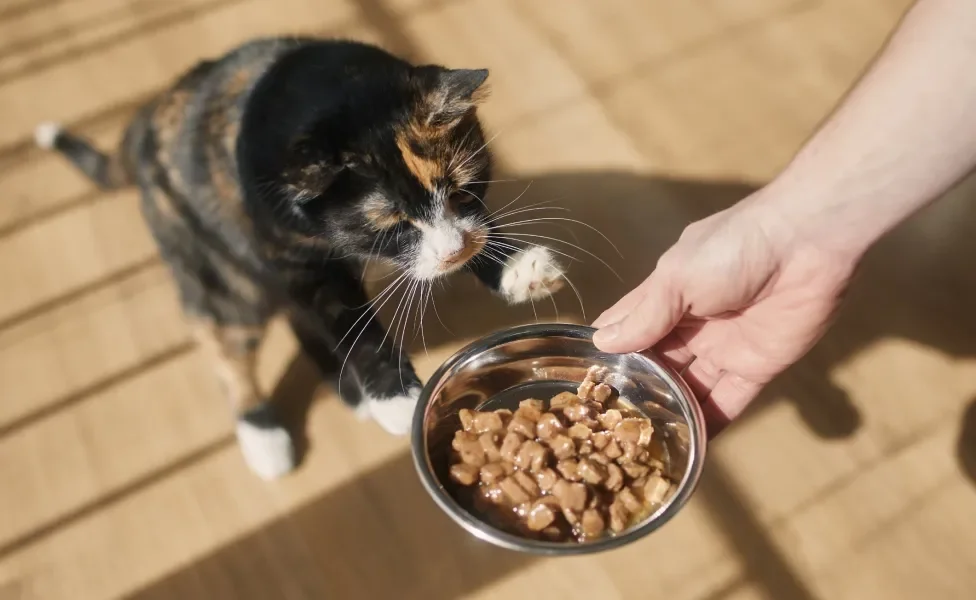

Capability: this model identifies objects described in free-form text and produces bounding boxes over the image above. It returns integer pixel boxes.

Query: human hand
[591,195,856,435]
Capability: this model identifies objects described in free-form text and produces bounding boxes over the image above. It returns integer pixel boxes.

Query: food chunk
[479,463,506,485]
[621,462,650,480]
[552,480,588,512]
[605,463,625,492]
[535,468,559,491]
[563,403,592,423]
[643,475,671,504]
[608,499,629,533]
[512,470,541,498]
[500,432,525,462]
[598,409,623,430]
[479,433,502,462]
[547,434,576,460]
[515,398,545,422]
[580,509,606,537]
[592,383,613,404]
[515,440,549,473]
[568,422,593,440]
[613,419,643,444]
[449,463,480,485]
[526,500,558,531]
[498,477,532,504]
[536,413,564,439]
[508,415,536,437]
[577,459,608,485]
[556,458,581,482]
[550,391,581,410]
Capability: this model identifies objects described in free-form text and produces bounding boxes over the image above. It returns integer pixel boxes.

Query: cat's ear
[281,136,345,206]
[416,66,490,126]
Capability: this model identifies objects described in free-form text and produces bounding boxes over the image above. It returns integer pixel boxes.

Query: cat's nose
[440,232,473,267]
[441,245,467,266]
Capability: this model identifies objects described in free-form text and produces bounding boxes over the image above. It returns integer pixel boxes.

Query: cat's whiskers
[447,120,479,174]
[490,204,569,222]
[383,276,418,356]
[494,216,623,258]
[346,269,408,313]
[548,289,560,322]
[362,227,386,272]
[561,272,587,322]
[476,244,510,267]
[488,199,561,221]
[485,181,533,221]
[429,287,453,334]
[336,274,409,389]
[417,282,432,358]
[490,231,621,281]
[393,279,420,391]
[466,178,519,185]
[487,235,582,264]
[459,188,490,211]
[450,126,505,179]
[337,270,412,399]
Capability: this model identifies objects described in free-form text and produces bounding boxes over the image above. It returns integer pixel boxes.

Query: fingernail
[593,323,620,346]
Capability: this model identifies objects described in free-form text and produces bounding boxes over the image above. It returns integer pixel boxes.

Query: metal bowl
[410,323,707,555]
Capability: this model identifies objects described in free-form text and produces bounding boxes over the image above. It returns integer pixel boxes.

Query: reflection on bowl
[410,323,707,555]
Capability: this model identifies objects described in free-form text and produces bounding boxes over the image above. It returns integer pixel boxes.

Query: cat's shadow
[274,168,976,485]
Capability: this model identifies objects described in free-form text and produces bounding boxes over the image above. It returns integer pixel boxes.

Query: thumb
[592,270,684,353]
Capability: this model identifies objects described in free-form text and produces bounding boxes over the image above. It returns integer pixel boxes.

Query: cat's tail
[34,122,132,190]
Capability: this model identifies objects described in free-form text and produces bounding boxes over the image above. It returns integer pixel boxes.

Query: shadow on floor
[119,167,976,600]
[122,450,533,600]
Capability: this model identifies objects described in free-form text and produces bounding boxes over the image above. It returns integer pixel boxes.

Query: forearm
[756,0,976,259]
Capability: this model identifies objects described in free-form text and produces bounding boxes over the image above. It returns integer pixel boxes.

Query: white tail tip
[35,122,62,150]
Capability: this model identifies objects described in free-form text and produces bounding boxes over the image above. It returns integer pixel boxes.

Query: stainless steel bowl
[410,323,707,555]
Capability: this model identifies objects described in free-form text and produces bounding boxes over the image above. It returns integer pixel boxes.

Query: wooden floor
[2,0,976,598]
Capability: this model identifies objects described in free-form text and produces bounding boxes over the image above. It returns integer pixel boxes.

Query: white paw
[500,246,565,304]
[366,388,422,436]
[35,122,62,150]
[235,420,297,480]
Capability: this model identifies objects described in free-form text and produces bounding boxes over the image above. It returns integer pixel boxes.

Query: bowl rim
[410,322,707,555]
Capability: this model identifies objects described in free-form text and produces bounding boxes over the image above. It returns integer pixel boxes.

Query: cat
[36,37,565,480]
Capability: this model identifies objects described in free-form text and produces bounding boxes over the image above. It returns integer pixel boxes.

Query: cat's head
[245,55,495,281]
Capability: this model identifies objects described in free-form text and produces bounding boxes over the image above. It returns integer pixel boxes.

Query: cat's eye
[452,191,478,205]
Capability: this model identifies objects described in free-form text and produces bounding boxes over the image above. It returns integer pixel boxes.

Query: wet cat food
[448,365,675,543]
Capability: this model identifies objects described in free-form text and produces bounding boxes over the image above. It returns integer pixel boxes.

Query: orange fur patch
[396,132,443,191]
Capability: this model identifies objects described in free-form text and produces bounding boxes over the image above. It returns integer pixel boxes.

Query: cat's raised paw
[236,405,296,480]
[366,388,422,436]
[500,246,565,304]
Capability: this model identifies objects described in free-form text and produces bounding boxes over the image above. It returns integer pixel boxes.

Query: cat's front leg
[469,230,565,304]
[288,267,422,436]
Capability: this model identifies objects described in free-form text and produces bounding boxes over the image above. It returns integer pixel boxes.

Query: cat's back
[131,37,408,268]
[125,38,314,273]
[145,37,303,190]
[141,37,402,204]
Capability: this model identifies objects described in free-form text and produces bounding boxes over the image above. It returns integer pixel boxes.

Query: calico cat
[36,37,565,479]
